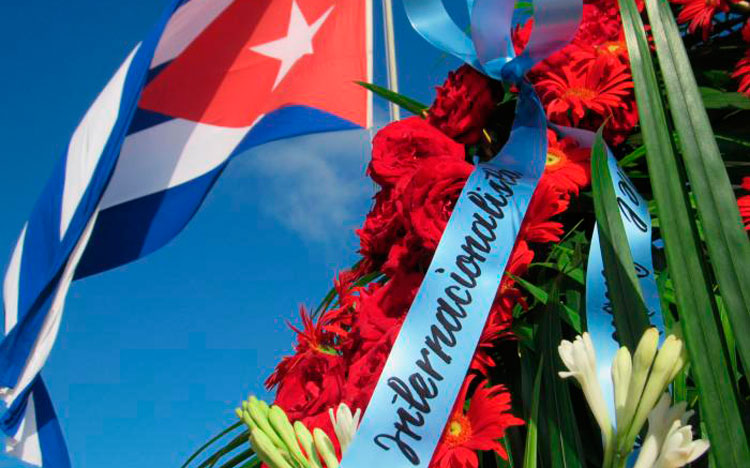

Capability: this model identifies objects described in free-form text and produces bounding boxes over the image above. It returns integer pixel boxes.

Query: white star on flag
[251,0,334,90]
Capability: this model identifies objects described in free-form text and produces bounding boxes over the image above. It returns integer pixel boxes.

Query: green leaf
[617,145,646,167]
[537,290,584,468]
[619,0,750,464]
[700,87,750,110]
[197,431,251,468]
[645,0,750,376]
[529,262,585,285]
[510,274,582,333]
[216,450,256,468]
[522,358,543,468]
[355,81,428,116]
[590,127,651,350]
[181,422,244,468]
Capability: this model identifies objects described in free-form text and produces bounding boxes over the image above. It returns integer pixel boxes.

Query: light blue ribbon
[340,1,581,466]
[558,126,664,424]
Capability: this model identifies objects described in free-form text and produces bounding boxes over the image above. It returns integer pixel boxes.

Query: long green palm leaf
[643,0,750,375]
[618,0,750,464]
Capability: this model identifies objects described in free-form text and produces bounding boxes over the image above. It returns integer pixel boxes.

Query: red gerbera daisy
[733,51,750,96]
[536,57,634,128]
[542,129,592,195]
[739,195,750,231]
[430,379,524,468]
[739,177,750,231]
[672,0,729,41]
[569,33,629,66]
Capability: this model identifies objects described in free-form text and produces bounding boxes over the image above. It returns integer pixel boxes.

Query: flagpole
[382,0,400,121]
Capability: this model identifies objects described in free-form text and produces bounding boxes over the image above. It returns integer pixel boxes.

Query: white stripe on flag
[99,118,257,210]
[3,225,26,334]
[59,45,140,240]
[151,0,235,69]
[2,211,99,406]
[4,394,42,467]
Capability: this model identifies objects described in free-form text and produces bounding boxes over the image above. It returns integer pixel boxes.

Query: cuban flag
[0,0,373,465]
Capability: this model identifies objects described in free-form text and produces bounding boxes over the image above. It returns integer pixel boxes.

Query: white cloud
[229,128,377,244]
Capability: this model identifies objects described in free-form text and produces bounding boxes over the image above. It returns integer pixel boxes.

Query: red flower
[357,189,406,269]
[430,379,524,468]
[569,38,629,66]
[739,195,750,231]
[368,117,465,189]
[672,0,729,41]
[739,177,750,231]
[542,129,592,195]
[428,64,498,145]
[268,309,347,421]
[400,158,474,250]
[536,57,634,129]
[733,51,750,96]
[519,181,571,244]
[743,21,750,43]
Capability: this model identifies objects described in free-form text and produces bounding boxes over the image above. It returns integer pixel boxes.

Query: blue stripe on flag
[75,164,225,279]
[33,379,71,468]
[76,105,361,278]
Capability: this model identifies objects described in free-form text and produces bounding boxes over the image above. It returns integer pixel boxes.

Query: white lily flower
[654,422,710,468]
[329,402,362,454]
[558,332,613,436]
[633,393,708,468]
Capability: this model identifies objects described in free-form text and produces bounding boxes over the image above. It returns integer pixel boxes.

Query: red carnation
[400,157,475,250]
[268,309,347,422]
[357,189,406,269]
[368,117,465,189]
[428,64,497,145]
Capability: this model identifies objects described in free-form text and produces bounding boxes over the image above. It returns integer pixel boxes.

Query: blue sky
[0,1,461,467]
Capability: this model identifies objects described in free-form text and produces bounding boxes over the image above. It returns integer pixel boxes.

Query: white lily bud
[633,394,694,468]
[621,328,659,434]
[558,333,613,437]
[329,403,362,454]
[627,336,685,446]
[611,346,632,432]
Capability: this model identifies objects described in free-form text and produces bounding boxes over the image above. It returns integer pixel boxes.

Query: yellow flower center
[446,414,473,447]
[599,41,625,55]
[563,87,596,100]
[546,148,566,167]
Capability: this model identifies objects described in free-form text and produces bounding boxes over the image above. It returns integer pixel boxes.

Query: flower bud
[294,421,322,468]
[269,405,308,466]
[250,427,295,468]
[314,427,340,468]
[612,346,632,432]
[247,398,285,449]
[620,327,659,439]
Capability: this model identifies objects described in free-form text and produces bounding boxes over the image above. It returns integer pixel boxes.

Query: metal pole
[382,0,400,121]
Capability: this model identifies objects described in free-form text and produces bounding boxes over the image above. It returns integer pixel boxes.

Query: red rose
[357,189,406,269]
[369,117,465,189]
[428,64,497,145]
[400,157,474,251]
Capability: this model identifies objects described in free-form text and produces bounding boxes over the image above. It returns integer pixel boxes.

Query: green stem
[602,430,616,468]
